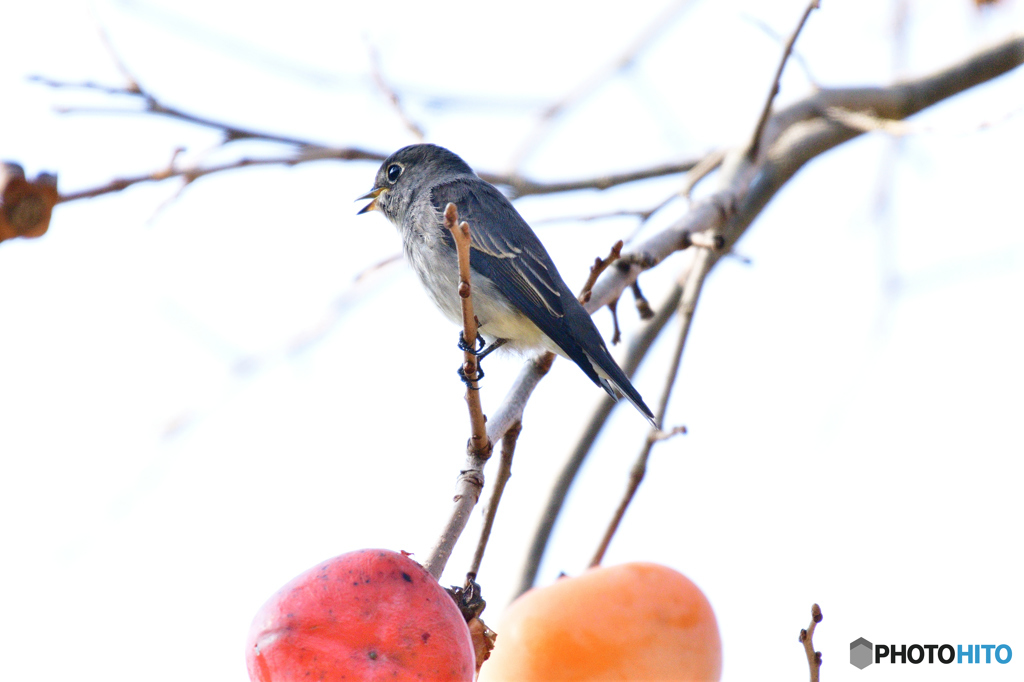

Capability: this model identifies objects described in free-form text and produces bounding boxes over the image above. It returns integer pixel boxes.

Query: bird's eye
[386,164,402,183]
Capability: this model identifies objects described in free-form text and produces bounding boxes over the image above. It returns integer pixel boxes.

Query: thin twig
[515,281,684,596]
[93,20,141,93]
[508,146,724,238]
[483,159,700,199]
[588,428,688,568]
[747,0,821,161]
[421,204,493,581]
[34,75,336,149]
[33,67,704,203]
[446,203,490,456]
[588,248,713,568]
[366,41,426,141]
[608,297,622,344]
[678,148,727,199]
[578,240,623,305]
[468,421,522,578]
[630,281,655,320]
[40,99,699,203]
[353,252,404,282]
[33,64,702,201]
[507,0,697,170]
[584,191,734,314]
[741,14,820,89]
[532,208,654,226]
[55,146,385,203]
[799,604,824,682]
[531,150,724,226]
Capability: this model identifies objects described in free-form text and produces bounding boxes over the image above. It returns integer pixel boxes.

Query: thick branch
[586,35,1024,319]
[506,35,1024,590]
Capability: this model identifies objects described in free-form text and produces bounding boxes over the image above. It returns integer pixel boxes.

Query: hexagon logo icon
[850,637,873,669]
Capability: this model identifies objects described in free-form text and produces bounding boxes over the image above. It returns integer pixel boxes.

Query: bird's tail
[586,351,658,428]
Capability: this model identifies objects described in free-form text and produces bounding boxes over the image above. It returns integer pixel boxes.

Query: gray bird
[358,144,656,426]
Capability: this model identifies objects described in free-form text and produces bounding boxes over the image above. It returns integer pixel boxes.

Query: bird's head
[357,144,474,224]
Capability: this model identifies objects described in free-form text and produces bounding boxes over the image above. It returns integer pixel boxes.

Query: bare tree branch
[509,35,1024,592]
[33,53,703,203]
[468,421,522,579]
[578,240,623,305]
[31,68,702,203]
[482,159,701,199]
[463,36,1024,462]
[747,0,821,161]
[799,604,824,682]
[52,148,700,204]
[486,352,556,446]
[515,281,684,597]
[741,14,820,89]
[677,148,727,199]
[54,146,384,203]
[445,204,490,457]
[24,34,1024,592]
[33,75,341,149]
[39,31,1019,213]
[586,35,1024,320]
[93,19,142,93]
[588,247,712,567]
[366,41,426,141]
[530,147,727,227]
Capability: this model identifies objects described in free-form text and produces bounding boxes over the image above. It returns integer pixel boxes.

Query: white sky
[1,1,1022,680]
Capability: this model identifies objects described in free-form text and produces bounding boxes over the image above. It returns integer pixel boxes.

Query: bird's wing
[430,177,658,426]
[430,178,570,327]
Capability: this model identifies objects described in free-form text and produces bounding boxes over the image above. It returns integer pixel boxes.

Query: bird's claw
[458,331,487,355]
[457,362,485,389]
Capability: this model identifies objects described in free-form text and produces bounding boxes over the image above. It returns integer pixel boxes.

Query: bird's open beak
[357,187,386,215]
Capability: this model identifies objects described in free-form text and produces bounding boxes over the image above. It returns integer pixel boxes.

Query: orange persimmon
[479,562,721,681]
[246,549,474,682]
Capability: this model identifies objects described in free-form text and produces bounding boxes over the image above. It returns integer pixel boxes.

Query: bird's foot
[456,336,509,389]
[457,361,485,389]
[458,331,486,355]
